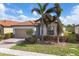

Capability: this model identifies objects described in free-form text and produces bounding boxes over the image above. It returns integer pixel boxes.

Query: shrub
[65,32,77,43]
[4,33,13,39]
[43,36,49,41]
[0,35,4,41]
[43,35,57,42]
[25,35,37,44]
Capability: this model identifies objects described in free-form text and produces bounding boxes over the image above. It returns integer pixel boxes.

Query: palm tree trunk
[57,35,60,43]
[57,17,60,43]
[41,15,44,41]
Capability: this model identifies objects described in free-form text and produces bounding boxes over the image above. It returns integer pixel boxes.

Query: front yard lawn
[11,43,79,56]
[0,53,15,56]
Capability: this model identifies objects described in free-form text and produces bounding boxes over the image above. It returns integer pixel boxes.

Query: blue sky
[1,3,79,25]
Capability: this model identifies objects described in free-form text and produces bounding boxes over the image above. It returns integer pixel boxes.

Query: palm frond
[37,3,43,13]
[43,3,49,12]
[45,7,54,14]
[32,8,41,14]
[56,8,63,17]
[54,3,63,17]
[54,3,60,8]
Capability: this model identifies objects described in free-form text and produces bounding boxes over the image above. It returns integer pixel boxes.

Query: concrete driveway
[0,38,24,48]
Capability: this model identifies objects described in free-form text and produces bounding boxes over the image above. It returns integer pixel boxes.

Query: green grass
[0,53,15,56]
[11,43,79,56]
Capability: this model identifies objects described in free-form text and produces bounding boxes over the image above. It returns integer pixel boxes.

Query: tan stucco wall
[40,22,57,36]
[4,27,13,34]
[75,26,79,34]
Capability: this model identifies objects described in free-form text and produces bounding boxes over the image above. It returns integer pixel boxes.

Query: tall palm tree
[53,3,63,43]
[32,3,54,41]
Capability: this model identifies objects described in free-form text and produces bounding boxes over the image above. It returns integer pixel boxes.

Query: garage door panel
[15,29,27,38]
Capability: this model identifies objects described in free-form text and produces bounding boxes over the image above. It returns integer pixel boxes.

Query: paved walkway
[0,38,24,48]
[0,48,54,56]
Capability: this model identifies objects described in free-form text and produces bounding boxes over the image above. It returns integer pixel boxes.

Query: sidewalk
[0,48,54,56]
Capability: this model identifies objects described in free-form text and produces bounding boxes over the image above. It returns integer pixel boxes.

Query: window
[47,25,54,35]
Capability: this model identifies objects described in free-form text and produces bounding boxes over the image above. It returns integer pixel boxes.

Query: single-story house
[0,20,19,35]
[0,20,38,38]
[13,14,63,38]
[0,14,63,39]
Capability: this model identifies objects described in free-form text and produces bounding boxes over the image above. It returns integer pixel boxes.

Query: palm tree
[32,3,54,41]
[53,3,63,43]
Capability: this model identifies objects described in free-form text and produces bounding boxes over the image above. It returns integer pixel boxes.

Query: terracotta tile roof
[15,20,37,26]
[0,20,39,27]
[0,20,20,27]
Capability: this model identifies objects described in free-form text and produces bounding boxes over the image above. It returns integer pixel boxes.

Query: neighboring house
[75,25,79,34]
[0,20,19,35]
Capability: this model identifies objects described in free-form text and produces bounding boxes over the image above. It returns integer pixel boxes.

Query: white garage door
[15,29,27,38]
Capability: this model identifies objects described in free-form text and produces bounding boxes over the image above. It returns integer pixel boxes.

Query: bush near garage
[0,35,4,41]
[4,33,13,39]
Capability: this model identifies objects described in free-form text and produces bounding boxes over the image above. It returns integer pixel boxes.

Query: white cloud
[17,14,36,21]
[17,10,23,14]
[0,3,37,22]
[0,3,5,11]
[71,5,79,15]
[0,3,6,15]
[0,4,17,20]
[60,5,79,25]
[33,11,38,16]
[18,15,28,20]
